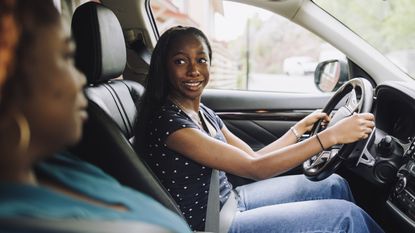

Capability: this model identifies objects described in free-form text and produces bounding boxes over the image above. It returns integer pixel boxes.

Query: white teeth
[185,81,201,83]
[184,81,202,87]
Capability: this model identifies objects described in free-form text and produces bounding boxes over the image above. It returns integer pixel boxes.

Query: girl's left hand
[295,110,330,134]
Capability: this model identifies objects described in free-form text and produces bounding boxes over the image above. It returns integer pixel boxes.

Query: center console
[388,138,415,228]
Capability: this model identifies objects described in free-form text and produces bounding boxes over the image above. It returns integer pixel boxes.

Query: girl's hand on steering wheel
[329,112,375,145]
[294,110,331,135]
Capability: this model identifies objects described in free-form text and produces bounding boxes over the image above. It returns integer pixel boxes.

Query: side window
[150,0,345,93]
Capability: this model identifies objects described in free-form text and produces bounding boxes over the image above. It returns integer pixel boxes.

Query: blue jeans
[228,174,384,233]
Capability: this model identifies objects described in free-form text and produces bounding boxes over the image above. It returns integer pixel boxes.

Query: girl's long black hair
[134,26,212,151]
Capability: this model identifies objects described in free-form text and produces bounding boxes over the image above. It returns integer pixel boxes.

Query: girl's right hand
[328,113,375,145]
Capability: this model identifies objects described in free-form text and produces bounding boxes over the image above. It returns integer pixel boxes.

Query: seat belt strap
[200,110,220,233]
[205,169,220,232]
[219,190,237,233]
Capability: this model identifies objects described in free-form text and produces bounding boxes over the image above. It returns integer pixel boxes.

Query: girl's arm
[222,110,330,157]
[166,113,374,180]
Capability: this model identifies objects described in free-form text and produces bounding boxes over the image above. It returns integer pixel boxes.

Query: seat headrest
[71,2,126,84]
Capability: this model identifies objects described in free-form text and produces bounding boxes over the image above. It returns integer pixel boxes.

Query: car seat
[70,1,182,217]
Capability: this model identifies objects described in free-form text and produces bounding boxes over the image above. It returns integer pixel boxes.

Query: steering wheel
[303,78,374,181]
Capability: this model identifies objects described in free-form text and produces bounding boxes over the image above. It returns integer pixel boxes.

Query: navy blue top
[142,100,233,230]
[0,152,191,233]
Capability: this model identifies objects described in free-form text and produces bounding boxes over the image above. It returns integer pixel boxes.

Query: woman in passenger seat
[135,25,384,233]
[0,1,191,232]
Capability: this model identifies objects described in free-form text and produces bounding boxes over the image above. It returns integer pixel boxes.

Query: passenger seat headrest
[72,2,126,84]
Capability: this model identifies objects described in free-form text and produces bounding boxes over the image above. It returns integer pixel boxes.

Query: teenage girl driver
[135,26,384,233]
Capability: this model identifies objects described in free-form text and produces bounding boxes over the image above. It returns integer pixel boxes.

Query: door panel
[202,89,332,149]
[202,89,332,185]
[224,119,301,151]
[224,120,281,151]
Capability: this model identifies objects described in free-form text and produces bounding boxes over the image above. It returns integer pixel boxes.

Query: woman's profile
[135,25,384,232]
[0,1,191,232]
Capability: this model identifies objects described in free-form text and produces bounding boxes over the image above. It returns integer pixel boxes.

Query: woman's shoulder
[150,102,184,126]
[152,101,184,120]
[147,101,198,138]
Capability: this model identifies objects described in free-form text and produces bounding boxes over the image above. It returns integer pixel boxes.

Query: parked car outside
[283,56,318,76]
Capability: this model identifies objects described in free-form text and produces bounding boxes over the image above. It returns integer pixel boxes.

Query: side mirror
[314,60,349,92]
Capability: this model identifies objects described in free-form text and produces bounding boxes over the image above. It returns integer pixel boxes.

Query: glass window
[150,0,345,93]
[314,0,415,79]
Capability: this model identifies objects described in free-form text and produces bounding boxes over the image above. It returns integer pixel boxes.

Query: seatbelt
[200,111,220,233]
[219,191,237,233]
[206,169,220,232]
[200,110,238,233]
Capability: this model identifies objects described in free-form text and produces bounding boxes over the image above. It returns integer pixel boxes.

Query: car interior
[2,0,415,232]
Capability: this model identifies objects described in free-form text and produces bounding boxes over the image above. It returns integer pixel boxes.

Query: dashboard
[352,81,415,231]
[376,83,415,144]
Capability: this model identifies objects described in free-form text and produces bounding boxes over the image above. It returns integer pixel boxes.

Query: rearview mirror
[314,60,349,92]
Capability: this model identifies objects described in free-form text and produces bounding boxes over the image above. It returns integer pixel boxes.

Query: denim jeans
[228,174,384,233]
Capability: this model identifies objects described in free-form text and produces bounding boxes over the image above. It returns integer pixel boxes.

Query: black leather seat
[71,1,143,140]
[70,2,182,217]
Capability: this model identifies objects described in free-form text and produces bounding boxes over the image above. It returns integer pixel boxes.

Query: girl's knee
[327,174,349,189]
[328,173,346,184]
[325,174,355,201]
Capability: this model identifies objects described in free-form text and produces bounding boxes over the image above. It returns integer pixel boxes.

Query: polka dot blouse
[142,100,233,231]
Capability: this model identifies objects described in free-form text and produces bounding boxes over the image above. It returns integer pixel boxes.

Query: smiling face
[22,21,88,154]
[167,34,210,101]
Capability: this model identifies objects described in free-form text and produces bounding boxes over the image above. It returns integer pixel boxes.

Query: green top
[0,152,191,233]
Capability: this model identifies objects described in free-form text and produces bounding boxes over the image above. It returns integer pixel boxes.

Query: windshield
[314,0,415,79]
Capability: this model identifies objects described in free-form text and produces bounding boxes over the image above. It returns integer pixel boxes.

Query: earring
[13,114,30,154]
